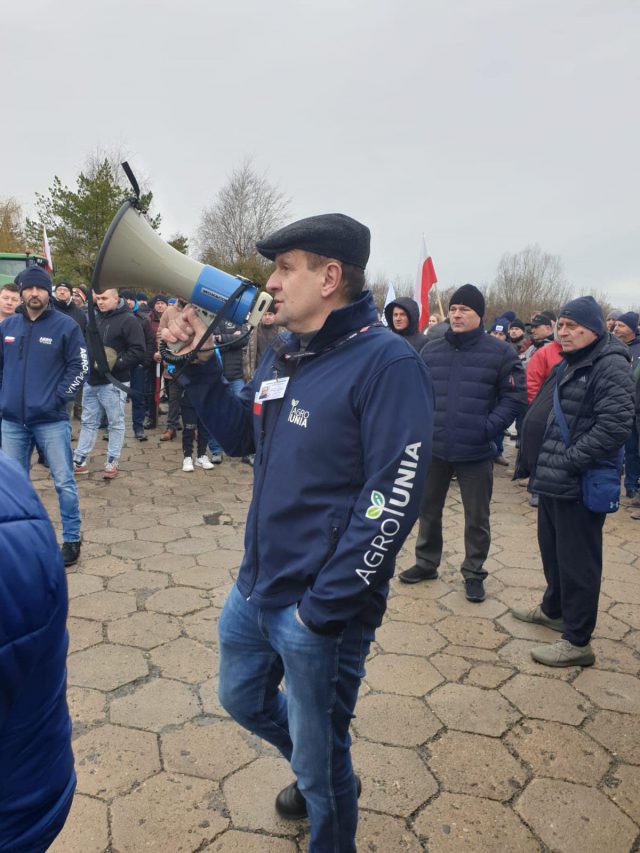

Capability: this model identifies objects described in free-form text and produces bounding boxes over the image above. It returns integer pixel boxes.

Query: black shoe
[241,454,255,466]
[398,564,438,584]
[275,776,362,820]
[135,431,148,441]
[143,417,156,430]
[62,541,81,566]
[626,488,638,499]
[464,577,485,602]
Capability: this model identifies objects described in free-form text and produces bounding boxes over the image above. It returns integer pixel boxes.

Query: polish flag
[381,282,396,325]
[414,237,438,331]
[42,226,53,275]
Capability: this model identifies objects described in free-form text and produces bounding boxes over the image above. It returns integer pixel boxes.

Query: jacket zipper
[20,321,34,424]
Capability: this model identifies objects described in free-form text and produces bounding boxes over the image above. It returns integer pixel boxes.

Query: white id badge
[257,377,290,402]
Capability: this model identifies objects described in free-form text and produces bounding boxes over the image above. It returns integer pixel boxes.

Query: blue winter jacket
[181,292,434,634]
[0,453,75,852]
[421,325,526,462]
[0,305,88,425]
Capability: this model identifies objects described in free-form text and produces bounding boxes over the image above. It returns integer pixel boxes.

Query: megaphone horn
[91,201,272,339]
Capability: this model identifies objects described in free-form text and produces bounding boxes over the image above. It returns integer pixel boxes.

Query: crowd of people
[0,216,638,851]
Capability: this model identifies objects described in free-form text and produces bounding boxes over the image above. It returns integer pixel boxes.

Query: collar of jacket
[444,325,485,349]
[16,303,54,323]
[278,290,379,356]
[99,298,129,318]
[561,332,628,370]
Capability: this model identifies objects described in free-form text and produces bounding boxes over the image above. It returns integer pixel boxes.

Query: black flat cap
[256,213,370,269]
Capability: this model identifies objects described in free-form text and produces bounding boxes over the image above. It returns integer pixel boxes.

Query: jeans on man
[1,419,81,542]
[415,456,493,579]
[208,378,244,455]
[623,424,640,493]
[218,584,374,853]
[74,382,129,463]
[130,365,147,434]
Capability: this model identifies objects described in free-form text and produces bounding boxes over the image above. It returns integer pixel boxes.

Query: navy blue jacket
[421,326,526,462]
[0,305,88,426]
[182,292,434,634]
[0,453,75,852]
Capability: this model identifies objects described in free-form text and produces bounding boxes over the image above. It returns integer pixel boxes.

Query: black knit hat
[136,292,148,302]
[256,213,370,269]
[120,289,136,301]
[149,293,169,308]
[558,296,605,335]
[449,283,485,318]
[616,311,639,334]
[15,266,52,295]
[509,318,525,332]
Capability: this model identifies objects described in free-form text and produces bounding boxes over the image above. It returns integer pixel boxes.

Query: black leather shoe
[275,776,362,820]
[135,431,148,442]
[62,541,81,566]
[398,565,438,584]
[464,577,485,602]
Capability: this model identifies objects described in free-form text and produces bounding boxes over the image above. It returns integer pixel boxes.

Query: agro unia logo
[355,442,422,586]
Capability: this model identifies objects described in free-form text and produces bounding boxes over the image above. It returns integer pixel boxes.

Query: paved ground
[32,428,640,853]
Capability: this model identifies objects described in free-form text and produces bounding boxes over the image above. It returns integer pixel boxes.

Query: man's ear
[320,261,343,298]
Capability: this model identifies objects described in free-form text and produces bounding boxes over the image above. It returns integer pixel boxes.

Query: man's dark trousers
[415,456,493,579]
[538,496,606,646]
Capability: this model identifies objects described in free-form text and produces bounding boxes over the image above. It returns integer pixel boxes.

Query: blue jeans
[1,419,81,542]
[208,378,244,454]
[74,382,128,463]
[624,424,640,492]
[218,584,374,853]
[130,365,147,433]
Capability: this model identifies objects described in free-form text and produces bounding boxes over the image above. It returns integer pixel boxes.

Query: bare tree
[485,245,572,322]
[196,159,289,281]
[0,197,26,251]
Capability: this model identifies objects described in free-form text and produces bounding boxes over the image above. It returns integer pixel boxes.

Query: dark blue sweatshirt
[181,292,434,634]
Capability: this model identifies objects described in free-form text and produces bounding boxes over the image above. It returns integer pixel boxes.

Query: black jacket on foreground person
[87,298,146,386]
[383,297,426,351]
[515,333,634,499]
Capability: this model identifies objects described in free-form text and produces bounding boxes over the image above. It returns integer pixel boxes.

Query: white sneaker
[182,457,195,472]
[196,455,215,470]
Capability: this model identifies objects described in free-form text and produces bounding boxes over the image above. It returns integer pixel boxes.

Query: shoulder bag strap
[552,362,571,447]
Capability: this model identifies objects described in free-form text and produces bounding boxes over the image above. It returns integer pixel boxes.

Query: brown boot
[160,428,176,441]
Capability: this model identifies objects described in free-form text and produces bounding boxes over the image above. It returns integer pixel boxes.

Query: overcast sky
[5,0,639,306]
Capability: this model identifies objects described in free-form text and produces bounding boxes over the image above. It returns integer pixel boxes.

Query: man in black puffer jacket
[383,297,426,352]
[513,296,634,667]
[399,284,526,602]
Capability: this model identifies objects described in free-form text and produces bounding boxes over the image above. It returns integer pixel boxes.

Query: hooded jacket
[181,292,434,635]
[0,305,88,425]
[0,453,75,852]
[52,296,87,335]
[421,325,527,462]
[383,297,426,351]
[516,334,634,499]
[87,299,146,386]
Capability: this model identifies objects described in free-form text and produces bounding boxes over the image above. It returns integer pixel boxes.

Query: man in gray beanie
[513,296,634,666]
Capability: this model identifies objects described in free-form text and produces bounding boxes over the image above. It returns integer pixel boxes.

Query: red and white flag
[414,236,438,331]
[42,226,53,275]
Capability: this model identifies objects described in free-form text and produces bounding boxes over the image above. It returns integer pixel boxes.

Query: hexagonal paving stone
[500,674,589,724]
[375,620,446,656]
[465,663,514,688]
[365,653,443,696]
[497,638,577,680]
[515,778,637,853]
[67,687,106,730]
[437,591,507,619]
[202,832,297,852]
[83,525,135,544]
[140,552,197,573]
[146,586,210,616]
[427,683,520,737]
[350,741,438,816]
[573,668,640,713]
[183,607,219,644]
[137,524,189,543]
[196,548,244,569]
[110,678,200,731]
[385,595,450,624]
[428,731,526,801]
[199,677,229,718]
[48,793,108,853]
[67,644,148,691]
[584,710,640,764]
[606,763,640,822]
[69,590,137,621]
[223,757,299,836]
[107,610,182,649]
[170,563,233,590]
[414,792,540,852]
[151,637,216,683]
[67,617,103,654]
[429,653,472,682]
[73,724,160,798]
[506,720,611,784]
[590,638,640,674]
[66,573,104,598]
[609,602,640,629]
[436,615,508,650]
[110,539,166,560]
[111,772,228,852]
[162,719,258,779]
[82,555,132,577]
[352,694,442,746]
[108,569,170,593]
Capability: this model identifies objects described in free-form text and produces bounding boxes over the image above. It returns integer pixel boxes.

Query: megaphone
[92,200,272,354]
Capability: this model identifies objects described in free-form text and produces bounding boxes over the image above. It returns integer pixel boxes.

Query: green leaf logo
[366,490,385,519]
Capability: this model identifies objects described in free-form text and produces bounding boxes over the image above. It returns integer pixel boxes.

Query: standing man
[120,290,155,441]
[521,313,555,365]
[52,281,87,334]
[613,312,640,498]
[162,214,433,853]
[73,289,145,479]
[513,297,633,666]
[205,317,249,464]
[383,297,426,351]
[0,267,88,565]
[399,284,526,602]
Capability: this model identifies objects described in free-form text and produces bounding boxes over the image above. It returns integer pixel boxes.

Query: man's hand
[160,305,212,362]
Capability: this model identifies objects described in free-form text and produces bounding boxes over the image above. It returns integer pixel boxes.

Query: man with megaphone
[161,213,434,853]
